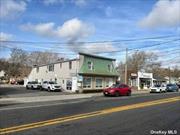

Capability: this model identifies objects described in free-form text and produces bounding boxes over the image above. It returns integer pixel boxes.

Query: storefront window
[96,78,103,88]
[83,78,91,88]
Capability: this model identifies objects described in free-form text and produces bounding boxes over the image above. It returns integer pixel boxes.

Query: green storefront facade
[78,53,118,92]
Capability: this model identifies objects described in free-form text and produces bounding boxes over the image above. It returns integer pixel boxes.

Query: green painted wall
[79,55,118,76]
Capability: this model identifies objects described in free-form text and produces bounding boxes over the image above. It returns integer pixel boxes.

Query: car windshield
[154,85,161,87]
[110,84,119,88]
[49,82,57,84]
[32,81,38,84]
[167,84,173,86]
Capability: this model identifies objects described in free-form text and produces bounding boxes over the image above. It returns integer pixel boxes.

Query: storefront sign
[138,72,152,78]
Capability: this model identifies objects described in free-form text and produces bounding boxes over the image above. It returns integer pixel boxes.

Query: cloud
[139,0,180,28]
[0,0,26,19]
[43,0,87,6]
[21,22,57,37]
[69,42,116,53]
[21,18,94,41]
[0,32,13,41]
[43,0,64,5]
[105,6,113,17]
[73,0,87,6]
[57,18,94,41]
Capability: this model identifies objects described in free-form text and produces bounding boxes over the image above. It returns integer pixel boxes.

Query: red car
[103,84,131,96]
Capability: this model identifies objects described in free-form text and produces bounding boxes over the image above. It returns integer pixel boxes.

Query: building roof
[34,58,78,68]
[79,52,116,61]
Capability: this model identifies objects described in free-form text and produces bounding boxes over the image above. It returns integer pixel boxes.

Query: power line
[0,35,178,45]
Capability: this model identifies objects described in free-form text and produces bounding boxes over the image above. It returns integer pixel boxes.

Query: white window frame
[83,77,92,89]
[95,77,103,88]
[87,61,93,70]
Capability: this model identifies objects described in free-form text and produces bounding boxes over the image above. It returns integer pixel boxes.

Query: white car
[26,81,41,90]
[41,81,62,92]
[150,84,166,93]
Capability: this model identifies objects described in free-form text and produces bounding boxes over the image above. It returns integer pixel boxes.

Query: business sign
[138,72,152,78]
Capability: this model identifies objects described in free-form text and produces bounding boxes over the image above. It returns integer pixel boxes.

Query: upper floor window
[36,67,39,73]
[60,63,62,68]
[88,61,93,70]
[69,61,72,69]
[108,64,113,72]
[48,64,54,72]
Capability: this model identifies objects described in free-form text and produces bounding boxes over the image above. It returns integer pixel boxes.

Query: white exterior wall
[0,70,5,77]
[28,60,79,91]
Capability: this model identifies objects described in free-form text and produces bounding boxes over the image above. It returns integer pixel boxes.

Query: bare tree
[117,51,161,83]
[28,51,61,66]
[9,48,28,65]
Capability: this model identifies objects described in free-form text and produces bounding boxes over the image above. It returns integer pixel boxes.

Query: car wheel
[48,87,51,92]
[115,91,120,97]
[31,86,34,90]
[26,86,29,89]
[40,86,43,91]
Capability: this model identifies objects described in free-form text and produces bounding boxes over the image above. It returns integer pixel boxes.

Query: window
[36,67,39,73]
[60,63,62,68]
[66,80,72,90]
[108,64,113,72]
[48,64,54,72]
[96,78,103,88]
[69,61,72,69]
[88,61,93,70]
[83,78,91,88]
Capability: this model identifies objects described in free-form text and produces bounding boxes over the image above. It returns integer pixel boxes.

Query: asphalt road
[0,91,180,135]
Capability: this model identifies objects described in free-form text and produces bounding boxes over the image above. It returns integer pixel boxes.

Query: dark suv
[166,84,179,92]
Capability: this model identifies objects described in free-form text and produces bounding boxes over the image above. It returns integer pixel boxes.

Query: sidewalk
[0,90,149,104]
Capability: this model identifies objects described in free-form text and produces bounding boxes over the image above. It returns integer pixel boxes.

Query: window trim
[95,77,103,88]
[83,77,92,89]
[87,61,93,70]
[48,64,54,72]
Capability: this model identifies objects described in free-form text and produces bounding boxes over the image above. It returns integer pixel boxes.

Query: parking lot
[0,85,71,98]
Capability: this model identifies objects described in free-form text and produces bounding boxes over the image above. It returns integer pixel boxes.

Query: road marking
[0,96,179,134]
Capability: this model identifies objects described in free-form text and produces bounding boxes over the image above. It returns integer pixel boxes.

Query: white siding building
[27,53,118,92]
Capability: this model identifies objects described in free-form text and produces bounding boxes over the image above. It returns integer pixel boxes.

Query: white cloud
[105,6,113,17]
[21,18,94,41]
[73,0,87,6]
[43,0,64,5]
[21,22,57,37]
[0,0,26,19]
[57,18,94,41]
[83,43,116,53]
[69,42,116,53]
[139,0,180,28]
[43,0,87,6]
[0,32,13,41]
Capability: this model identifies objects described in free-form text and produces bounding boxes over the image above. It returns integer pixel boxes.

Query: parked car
[41,81,62,92]
[176,83,180,89]
[26,81,41,90]
[166,84,179,92]
[150,84,166,93]
[103,84,131,96]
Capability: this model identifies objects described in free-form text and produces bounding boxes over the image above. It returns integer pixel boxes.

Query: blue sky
[0,0,180,67]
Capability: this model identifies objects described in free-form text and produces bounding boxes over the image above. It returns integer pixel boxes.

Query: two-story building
[27,53,118,92]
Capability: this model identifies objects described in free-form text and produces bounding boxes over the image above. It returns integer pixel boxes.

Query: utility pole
[169,66,171,83]
[125,48,128,84]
